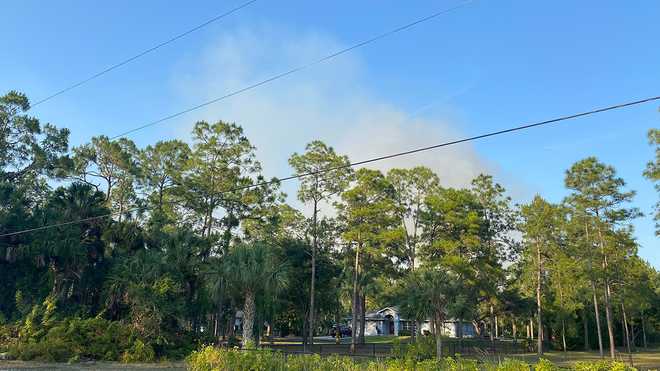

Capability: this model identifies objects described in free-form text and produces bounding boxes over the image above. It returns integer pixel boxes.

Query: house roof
[364,306,399,319]
[347,306,463,323]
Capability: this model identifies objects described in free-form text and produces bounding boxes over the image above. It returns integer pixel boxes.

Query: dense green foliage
[644,128,660,235]
[1,91,659,363]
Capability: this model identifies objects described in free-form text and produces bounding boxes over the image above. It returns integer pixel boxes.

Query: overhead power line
[30,0,258,108]
[2,94,658,238]
[107,1,473,140]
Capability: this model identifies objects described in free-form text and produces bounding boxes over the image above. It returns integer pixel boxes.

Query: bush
[4,304,206,362]
[442,356,479,371]
[0,324,17,352]
[121,339,156,363]
[484,358,531,371]
[391,336,436,360]
[187,346,288,371]
[186,346,641,371]
[534,358,560,371]
[573,360,636,371]
[9,337,73,362]
[7,317,161,362]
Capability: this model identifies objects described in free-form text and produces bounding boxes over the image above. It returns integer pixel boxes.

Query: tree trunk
[435,315,443,360]
[630,320,636,351]
[562,319,567,353]
[530,317,534,341]
[242,291,256,348]
[489,305,495,343]
[536,242,543,355]
[605,284,616,359]
[559,280,567,353]
[583,309,590,351]
[622,303,633,366]
[308,200,318,348]
[359,293,366,344]
[603,275,616,358]
[621,310,627,348]
[302,311,309,346]
[350,244,360,353]
[595,223,616,359]
[585,222,604,357]
[495,315,499,338]
[513,318,517,341]
[592,280,604,357]
[255,315,261,347]
[50,262,61,299]
[641,311,648,349]
[228,309,236,338]
[217,279,225,340]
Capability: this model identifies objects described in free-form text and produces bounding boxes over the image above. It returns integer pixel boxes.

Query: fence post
[319,344,323,355]
[373,343,376,357]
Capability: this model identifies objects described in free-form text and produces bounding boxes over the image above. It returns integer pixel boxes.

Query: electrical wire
[30,0,258,108]
[107,1,473,140]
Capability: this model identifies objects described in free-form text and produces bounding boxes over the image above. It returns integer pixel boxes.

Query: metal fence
[261,343,393,358]
[253,339,532,359]
[438,339,533,356]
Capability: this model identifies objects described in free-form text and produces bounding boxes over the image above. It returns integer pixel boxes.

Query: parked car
[329,324,352,338]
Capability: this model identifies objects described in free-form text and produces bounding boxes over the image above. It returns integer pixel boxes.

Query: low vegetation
[1,314,194,362]
[186,346,637,371]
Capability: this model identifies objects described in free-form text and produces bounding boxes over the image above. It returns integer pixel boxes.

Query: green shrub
[534,358,559,371]
[487,358,530,371]
[187,346,288,371]
[442,355,479,371]
[5,315,205,362]
[573,360,636,371]
[0,324,17,352]
[121,339,156,363]
[9,337,73,362]
[391,336,436,360]
[6,317,153,362]
[188,347,581,371]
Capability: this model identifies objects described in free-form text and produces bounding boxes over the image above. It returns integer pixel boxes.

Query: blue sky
[1,0,658,266]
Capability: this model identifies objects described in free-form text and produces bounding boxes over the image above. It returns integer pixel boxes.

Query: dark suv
[329,324,352,338]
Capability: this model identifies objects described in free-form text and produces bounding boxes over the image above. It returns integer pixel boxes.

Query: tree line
[1,90,659,359]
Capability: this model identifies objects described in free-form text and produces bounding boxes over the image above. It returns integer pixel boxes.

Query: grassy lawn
[501,348,660,369]
[266,335,410,344]
[360,335,411,344]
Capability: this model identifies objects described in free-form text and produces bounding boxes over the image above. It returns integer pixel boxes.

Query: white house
[347,307,476,337]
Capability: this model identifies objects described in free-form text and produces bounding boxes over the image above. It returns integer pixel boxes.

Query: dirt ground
[0,361,186,371]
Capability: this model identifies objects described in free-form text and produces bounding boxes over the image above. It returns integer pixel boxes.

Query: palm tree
[398,267,458,359]
[40,182,108,301]
[223,242,287,347]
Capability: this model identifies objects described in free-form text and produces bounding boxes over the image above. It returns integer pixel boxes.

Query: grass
[503,348,660,369]
[353,335,411,344]
[265,335,410,344]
